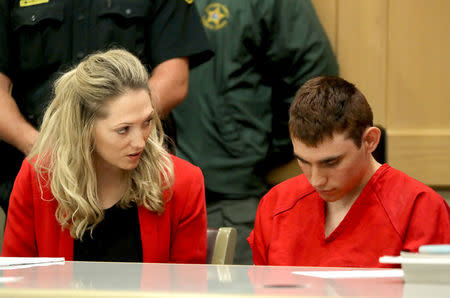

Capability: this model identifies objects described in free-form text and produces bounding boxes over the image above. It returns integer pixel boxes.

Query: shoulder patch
[20,0,49,7]
[201,3,230,30]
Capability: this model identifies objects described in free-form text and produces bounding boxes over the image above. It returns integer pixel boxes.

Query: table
[0,262,448,297]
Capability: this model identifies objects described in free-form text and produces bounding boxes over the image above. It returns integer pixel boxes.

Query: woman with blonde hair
[1,49,207,263]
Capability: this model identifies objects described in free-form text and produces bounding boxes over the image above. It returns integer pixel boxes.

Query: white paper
[293,269,404,279]
[0,276,24,283]
[380,255,450,265]
[0,257,65,270]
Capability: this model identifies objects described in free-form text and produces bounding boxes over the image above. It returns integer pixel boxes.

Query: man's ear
[362,126,381,154]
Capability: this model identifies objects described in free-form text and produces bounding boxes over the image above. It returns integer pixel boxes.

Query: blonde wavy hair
[28,49,174,239]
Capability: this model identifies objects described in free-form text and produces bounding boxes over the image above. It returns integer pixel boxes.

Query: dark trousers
[206,197,260,265]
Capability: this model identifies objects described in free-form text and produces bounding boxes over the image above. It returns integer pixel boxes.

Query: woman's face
[93,89,154,173]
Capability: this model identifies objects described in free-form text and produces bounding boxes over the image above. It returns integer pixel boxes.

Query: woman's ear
[362,126,381,154]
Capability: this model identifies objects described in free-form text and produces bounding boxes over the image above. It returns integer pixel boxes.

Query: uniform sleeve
[0,0,11,76]
[247,194,274,265]
[262,0,339,168]
[1,159,38,257]
[170,166,207,263]
[402,192,450,252]
[148,0,213,69]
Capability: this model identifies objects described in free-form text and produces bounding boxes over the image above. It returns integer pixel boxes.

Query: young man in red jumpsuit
[248,76,450,267]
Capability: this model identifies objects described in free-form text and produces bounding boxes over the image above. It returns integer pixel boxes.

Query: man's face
[292,132,372,202]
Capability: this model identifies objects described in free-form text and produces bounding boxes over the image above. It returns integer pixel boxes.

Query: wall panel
[387,0,450,184]
[388,131,450,185]
[311,0,337,52]
[337,0,388,126]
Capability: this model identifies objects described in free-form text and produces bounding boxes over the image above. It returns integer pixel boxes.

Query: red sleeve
[2,159,38,257]
[403,192,450,252]
[248,194,273,265]
[169,165,207,263]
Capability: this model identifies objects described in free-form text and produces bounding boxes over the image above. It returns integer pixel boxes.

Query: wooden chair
[206,227,237,264]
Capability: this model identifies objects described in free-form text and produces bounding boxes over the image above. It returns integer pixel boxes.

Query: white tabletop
[0,261,448,297]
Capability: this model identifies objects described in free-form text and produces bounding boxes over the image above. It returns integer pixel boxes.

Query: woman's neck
[94,160,127,209]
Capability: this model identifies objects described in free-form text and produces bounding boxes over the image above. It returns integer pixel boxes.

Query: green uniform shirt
[173,0,339,200]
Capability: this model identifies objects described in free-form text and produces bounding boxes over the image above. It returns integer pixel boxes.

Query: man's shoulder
[371,164,446,226]
[371,164,449,243]
[372,164,441,203]
[260,174,315,216]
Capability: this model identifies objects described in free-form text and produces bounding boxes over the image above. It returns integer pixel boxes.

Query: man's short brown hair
[289,76,373,147]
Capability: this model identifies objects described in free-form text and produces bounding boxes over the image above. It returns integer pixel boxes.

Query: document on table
[293,269,404,279]
[0,257,65,270]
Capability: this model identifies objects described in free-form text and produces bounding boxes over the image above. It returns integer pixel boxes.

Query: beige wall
[386,0,450,185]
[310,0,450,186]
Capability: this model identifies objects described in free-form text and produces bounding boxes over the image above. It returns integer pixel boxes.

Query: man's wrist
[17,125,38,155]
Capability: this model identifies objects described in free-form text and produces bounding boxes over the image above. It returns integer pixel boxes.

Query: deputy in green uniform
[0,0,213,212]
[172,0,339,264]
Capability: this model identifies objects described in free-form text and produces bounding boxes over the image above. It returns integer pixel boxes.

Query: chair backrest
[206,227,237,265]
[0,206,6,254]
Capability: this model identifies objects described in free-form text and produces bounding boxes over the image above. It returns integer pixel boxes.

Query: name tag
[20,0,49,7]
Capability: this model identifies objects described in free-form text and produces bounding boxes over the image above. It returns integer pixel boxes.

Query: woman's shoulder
[169,154,204,188]
[11,157,54,203]
[170,154,202,175]
[20,156,50,184]
[17,157,37,179]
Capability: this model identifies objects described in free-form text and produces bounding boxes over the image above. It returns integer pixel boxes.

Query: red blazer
[2,155,207,263]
